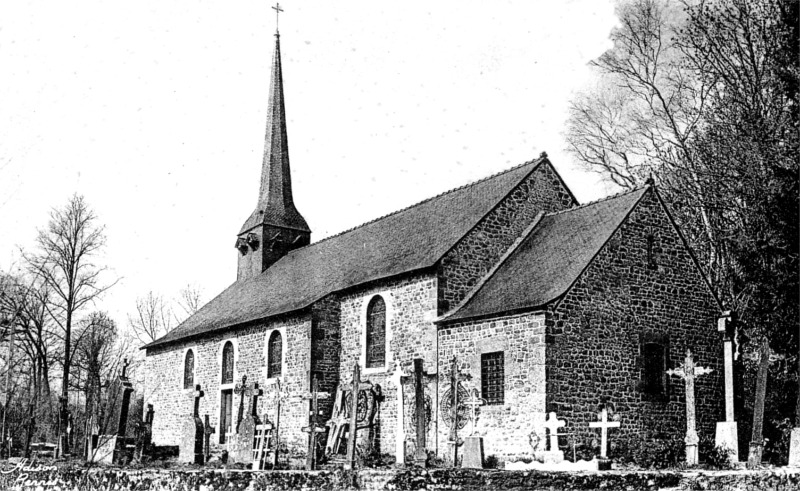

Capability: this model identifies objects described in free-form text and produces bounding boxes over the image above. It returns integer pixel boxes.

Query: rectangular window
[481,351,505,405]
[220,389,233,443]
[642,343,665,395]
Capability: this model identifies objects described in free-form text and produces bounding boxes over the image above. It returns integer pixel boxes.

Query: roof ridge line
[288,156,545,253]
[545,185,649,217]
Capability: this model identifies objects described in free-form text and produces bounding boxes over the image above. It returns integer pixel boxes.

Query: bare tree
[175,284,203,323]
[128,291,174,345]
[23,194,114,455]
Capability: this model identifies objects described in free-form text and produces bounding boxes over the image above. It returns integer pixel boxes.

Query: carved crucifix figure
[388,361,407,465]
[667,349,713,466]
[233,375,254,432]
[300,375,330,470]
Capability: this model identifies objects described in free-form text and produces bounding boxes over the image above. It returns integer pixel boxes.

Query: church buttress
[237,33,310,281]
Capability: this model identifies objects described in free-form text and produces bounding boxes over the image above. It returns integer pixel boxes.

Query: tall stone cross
[388,361,408,465]
[447,356,470,467]
[589,408,620,459]
[234,375,254,432]
[300,376,330,470]
[463,388,486,437]
[542,412,566,452]
[250,382,264,419]
[116,358,135,438]
[344,363,372,470]
[203,414,215,462]
[667,349,713,466]
[269,379,292,469]
[412,358,430,466]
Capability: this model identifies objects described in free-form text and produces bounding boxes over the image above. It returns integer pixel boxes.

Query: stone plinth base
[461,436,484,469]
[89,435,117,464]
[534,450,564,464]
[789,428,800,467]
[715,421,739,463]
[598,456,612,470]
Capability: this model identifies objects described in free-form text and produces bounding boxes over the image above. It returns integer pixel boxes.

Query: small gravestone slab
[534,412,565,464]
[462,436,484,469]
[789,428,800,467]
[179,385,205,465]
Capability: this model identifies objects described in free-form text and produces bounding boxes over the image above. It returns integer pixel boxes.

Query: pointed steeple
[236,30,311,280]
[240,34,310,235]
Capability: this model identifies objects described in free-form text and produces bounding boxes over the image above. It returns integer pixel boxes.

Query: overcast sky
[0,1,620,333]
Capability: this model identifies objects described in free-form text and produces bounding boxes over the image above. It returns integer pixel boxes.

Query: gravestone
[203,415,215,462]
[535,412,566,464]
[411,358,430,466]
[178,385,205,465]
[715,311,739,463]
[443,356,470,467]
[133,404,155,462]
[229,379,263,464]
[388,361,407,466]
[789,429,800,467]
[300,377,330,470]
[667,349,713,466]
[112,359,136,465]
[325,364,380,468]
[589,407,620,470]
[462,388,486,469]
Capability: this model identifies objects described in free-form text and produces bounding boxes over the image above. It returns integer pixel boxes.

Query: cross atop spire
[272,3,283,34]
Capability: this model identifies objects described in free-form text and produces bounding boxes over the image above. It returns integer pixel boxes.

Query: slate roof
[144,157,547,349]
[440,187,649,323]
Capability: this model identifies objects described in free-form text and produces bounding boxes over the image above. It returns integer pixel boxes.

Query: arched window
[267,331,282,378]
[365,296,386,368]
[221,341,234,384]
[183,349,195,389]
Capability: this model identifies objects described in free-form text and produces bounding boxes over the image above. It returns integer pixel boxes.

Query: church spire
[239,31,310,235]
[236,14,311,280]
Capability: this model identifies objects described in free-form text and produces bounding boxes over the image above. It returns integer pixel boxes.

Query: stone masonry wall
[144,313,312,456]
[437,160,576,313]
[546,188,724,454]
[337,273,439,459]
[437,312,547,461]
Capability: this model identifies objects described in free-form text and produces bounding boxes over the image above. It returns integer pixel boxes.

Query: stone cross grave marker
[112,358,135,464]
[203,414,215,462]
[667,349,713,466]
[230,380,264,463]
[344,363,374,470]
[463,388,486,437]
[589,408,620,460]
[388,360,408,465]
[233,375,254,432]
[446,356,470,467]
[179,384,205,465]
[537,412,566,463]
[412,358,430,466]
[299,376,330,470]
[716,311,739,463]
[268,379,291,469]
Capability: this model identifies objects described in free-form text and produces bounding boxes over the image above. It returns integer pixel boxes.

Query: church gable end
[545,187,723,451]
[437,158,576,313]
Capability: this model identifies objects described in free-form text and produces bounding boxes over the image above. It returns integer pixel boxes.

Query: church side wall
[438,161,576,313]
[436,312,547,461]
[143,314,312,456]
[546,189,723,455]
[337,272,438,460]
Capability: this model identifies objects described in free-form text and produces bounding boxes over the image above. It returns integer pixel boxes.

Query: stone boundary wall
[437,160,576,314]
[1,467,798,491]
[546,188,724,451]
[437,312,547,460]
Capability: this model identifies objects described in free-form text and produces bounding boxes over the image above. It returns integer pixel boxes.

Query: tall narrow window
[481,351,505,405]
[267,331,282,378]
[183,350,195,389]
[642,342,665,394]
[221,341,234,384]
[365,296,386,368]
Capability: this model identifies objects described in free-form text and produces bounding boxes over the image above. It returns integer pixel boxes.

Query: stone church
[142,33,724,463]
